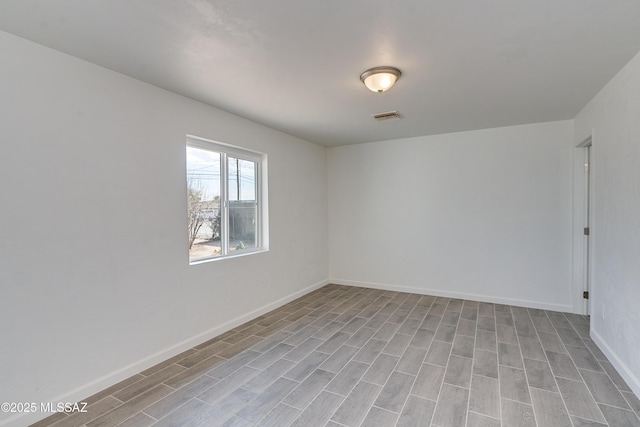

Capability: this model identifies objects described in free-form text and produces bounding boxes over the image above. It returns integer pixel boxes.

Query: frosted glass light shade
[360,67,401,93]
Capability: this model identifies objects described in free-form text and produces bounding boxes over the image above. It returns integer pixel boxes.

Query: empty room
[1,1,640,426]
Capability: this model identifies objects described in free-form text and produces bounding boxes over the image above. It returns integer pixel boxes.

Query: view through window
[186,137,264,262]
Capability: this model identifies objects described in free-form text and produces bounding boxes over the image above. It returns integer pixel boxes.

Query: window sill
[189,248,268,265]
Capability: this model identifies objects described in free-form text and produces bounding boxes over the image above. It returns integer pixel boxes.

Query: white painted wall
[0,31,328,426]
[574,51,640,396]
[3,22,639,425]
[328,121,574,311]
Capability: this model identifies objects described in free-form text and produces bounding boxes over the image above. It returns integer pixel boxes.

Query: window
[186,135,266,263]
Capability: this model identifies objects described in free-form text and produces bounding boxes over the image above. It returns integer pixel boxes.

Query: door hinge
[584,227,590,236]
[583,291,589,299]
[584,163,590,172]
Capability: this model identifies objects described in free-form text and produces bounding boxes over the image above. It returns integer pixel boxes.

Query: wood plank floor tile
[362,353,399,386]
[523,357,558,392]
[432,384,469,427]
[469,375,500,418]
[289,391,344,427]
[324,360,369,396]
[500,365,531,403]
[86,385,174,427]
[373,371,415,413]
[235,377,298,423]
[580,369,631,408]
[331,381,381,426]
[501,398,536,427]
[412,363,445,401]
[598,404,640,427]
[360,406,399,427]
[530,388,572,427]
[466,412,501,427]
[546,350,582,381]
[27,285,640,427]
[556,376,606,423]
[281,368,334,409]
[397,395,436,427]
[255,404,301,427]
[443,355,473,388]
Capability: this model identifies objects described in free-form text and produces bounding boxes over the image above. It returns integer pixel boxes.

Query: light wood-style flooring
[32,284,640,426]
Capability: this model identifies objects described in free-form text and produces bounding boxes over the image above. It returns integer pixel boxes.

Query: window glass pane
[187,146,222,261]
[228,157,258,251]
[228,157,257,201]
[186,137,264,263]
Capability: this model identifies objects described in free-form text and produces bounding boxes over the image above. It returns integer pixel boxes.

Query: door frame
[572,135,593,315]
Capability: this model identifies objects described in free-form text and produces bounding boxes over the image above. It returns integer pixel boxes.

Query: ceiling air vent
[372,111,403,122]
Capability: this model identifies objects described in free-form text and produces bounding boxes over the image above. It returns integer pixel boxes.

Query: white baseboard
[2,279,330,427]
[329,278,573,312]
[591,329,640,398]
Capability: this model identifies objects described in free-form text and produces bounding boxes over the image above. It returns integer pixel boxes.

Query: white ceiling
[1,1,640,147]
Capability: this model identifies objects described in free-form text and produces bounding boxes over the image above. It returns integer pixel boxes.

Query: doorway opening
[573,137,592,315]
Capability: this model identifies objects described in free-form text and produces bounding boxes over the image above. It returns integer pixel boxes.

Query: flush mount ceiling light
[360,66,401,93]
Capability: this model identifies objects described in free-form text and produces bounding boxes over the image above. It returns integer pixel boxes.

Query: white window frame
[187,135,267,264]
